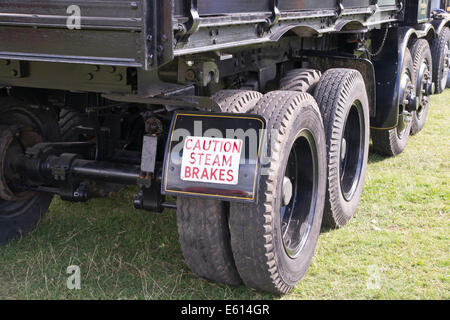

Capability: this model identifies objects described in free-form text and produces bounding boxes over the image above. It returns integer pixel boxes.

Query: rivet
[185,69,196,81]
[108,66,116,73]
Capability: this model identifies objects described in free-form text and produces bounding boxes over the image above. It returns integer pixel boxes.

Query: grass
[0,90,449,300]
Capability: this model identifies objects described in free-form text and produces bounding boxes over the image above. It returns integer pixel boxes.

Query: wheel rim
[339,101,365,201]
[416,58,432,120]
[397,66,414,139]
[441,42,450,91]
[281,129,319,259]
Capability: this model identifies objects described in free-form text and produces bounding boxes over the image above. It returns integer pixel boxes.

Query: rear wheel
[177,90,262,285]
[409,39,433,135]
[314,69,370,228]
[431,27,450,94]
[0,98,60,245]
[228,91,327,294]
[371,49,416,156]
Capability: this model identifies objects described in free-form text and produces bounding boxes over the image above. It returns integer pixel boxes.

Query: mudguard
[162,111,266,203]
[372,27,418,129]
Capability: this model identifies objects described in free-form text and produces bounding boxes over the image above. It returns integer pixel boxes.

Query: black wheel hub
[0,125,42,203]
[416,59,432,120]
[281,130,319,259]
[339,102,365,201]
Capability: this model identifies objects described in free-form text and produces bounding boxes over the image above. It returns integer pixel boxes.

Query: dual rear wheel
[178,90,328,293]
[178,67,371,293]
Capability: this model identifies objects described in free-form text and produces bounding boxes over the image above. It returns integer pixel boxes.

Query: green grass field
[0,90,449,300]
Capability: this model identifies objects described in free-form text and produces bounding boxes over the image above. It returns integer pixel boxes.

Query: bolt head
[282,176,293,206]
[407,94,419,112]
[107,66,116,73]
[185,69,196,81]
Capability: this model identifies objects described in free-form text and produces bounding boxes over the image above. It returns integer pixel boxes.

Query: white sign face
[180,136,243,185]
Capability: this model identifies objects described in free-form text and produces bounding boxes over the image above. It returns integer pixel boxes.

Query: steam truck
[0,0,449,293]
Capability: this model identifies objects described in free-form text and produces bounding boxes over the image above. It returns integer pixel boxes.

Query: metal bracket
[50,153,88,202]
[103,93,222,112]
[200,61,220,87]
[336,0,345,18]
[395,0,405,20]
[133,180,165,213]
[141,135,158,174]
[175,0,200,42]
[257,0,280,35]
[266,0,281,27]
[369,0,379,15]
[0,60,25,79]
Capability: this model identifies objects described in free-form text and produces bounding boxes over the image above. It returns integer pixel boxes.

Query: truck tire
[371,49,416,156]
[280,68,322,93]
[431,27,450,94]
[314,69,369,228]
[177,90,262,285]
[409,39,433,135]
[59,109,123,197]
[0,98,60,245]
[228,91,327,294]
[211,89,262,113]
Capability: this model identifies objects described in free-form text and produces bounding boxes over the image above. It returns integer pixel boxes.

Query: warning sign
[181,136,243,185]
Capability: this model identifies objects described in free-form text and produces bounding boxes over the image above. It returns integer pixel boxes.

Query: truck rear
[0,0,449,294]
